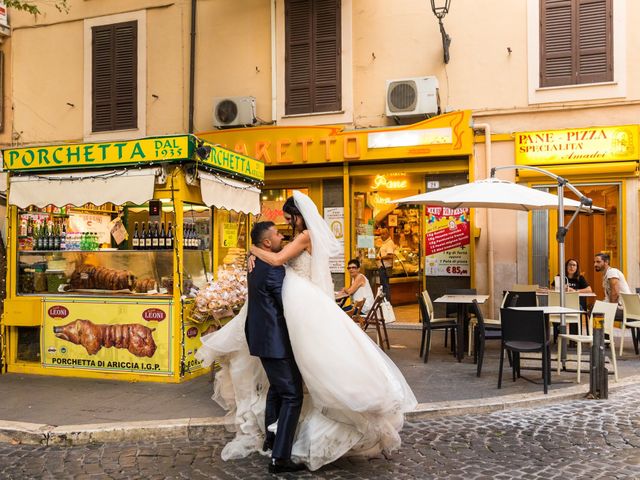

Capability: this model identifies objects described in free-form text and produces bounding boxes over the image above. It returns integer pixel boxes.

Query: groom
[245,221,305,474]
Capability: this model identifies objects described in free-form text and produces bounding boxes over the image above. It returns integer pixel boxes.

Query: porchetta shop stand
[0,134,263,383]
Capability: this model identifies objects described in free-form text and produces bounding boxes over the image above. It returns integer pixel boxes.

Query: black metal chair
[470,299,502,377]
[498,307,551,394]
[503,290,537,308]
[418,291,458,363]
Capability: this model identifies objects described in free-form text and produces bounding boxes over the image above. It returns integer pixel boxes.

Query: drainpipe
[270,0,277,121]
[474,123,494,317]
[188,0,197,133]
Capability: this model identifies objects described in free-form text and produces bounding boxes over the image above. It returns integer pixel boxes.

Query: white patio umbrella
[394,167,602,368]
[393,177,600,212]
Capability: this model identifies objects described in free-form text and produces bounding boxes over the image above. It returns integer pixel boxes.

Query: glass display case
[17,250,174,296]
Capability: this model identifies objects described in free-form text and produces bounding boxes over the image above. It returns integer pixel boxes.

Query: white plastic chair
[557,300,618,383]
[548,291,582,337]
[619,293,640,356]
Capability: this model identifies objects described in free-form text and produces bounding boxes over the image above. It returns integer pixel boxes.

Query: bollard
[589,312,608,399]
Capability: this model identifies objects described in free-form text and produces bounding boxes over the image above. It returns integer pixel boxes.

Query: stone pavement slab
[1,327,639,444]
[1,382,640,479]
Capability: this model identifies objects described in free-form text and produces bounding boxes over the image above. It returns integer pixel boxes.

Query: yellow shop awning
[8,168,160,208]
[199,171,260,215]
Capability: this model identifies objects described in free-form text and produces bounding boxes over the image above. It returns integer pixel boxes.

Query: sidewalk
[2,327,639,445]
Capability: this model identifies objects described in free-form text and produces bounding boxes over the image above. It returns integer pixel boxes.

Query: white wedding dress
[196,250,417,471]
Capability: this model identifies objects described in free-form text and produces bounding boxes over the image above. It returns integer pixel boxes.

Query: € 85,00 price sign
[424,207,470,277]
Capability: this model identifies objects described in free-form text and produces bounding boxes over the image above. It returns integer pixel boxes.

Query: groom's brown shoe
[268,458,306,474]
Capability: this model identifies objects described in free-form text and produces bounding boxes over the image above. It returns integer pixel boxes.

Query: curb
[3,374,640,447]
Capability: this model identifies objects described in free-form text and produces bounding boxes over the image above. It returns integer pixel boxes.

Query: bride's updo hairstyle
[283,196,307,236]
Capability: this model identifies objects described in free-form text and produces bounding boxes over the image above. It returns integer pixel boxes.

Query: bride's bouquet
[193,263,248,321]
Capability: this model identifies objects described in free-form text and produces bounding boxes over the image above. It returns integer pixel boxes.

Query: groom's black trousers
[260,357,303,460]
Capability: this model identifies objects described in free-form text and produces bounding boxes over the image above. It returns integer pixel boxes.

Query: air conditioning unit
[385,77,440,118]
[212,96,257,127]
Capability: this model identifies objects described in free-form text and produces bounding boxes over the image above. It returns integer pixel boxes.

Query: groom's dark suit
[245,257,303,461]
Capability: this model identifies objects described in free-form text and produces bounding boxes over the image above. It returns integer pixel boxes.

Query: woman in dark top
[564,258,592,311]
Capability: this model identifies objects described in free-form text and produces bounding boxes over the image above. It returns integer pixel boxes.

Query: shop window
[260,188,309,240]
[285,0,341,114]
[540,0,612,87]
[91,21,138,132]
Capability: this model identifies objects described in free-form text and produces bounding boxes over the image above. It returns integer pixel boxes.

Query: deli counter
[1,135,262,383]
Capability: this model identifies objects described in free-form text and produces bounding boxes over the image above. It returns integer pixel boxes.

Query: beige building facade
[3,0,639,314]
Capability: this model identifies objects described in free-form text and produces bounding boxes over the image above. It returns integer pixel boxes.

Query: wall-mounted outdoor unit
[212,96,256,127]
[385,77,440,117]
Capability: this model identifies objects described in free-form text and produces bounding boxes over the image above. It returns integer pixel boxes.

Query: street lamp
[430,0,452,64]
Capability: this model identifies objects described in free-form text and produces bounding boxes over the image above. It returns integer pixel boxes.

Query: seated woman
[553,258,593,311]
[337,259,375,315]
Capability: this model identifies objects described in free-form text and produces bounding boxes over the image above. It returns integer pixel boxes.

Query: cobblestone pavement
[2,385,640,479]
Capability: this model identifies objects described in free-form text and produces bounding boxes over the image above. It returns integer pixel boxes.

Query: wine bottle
[53,222,61,251]
[151,221,159,249]
[140,222,147,250]
[145,222,152,250]
[159,222,166,249]
[60,223,67,251]
[33,221,40,250]
[132,222,140,250]
[166,222,173,249]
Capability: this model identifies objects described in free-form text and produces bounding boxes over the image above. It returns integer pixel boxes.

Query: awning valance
[199,171,261,215]
[8,168,160,208]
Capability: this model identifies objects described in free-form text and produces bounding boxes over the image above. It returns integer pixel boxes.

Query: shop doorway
[533,182,621,302]
[351,173,424,322]
[563,183,621,301]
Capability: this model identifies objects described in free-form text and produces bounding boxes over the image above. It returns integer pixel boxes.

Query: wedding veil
[292,190,342,298]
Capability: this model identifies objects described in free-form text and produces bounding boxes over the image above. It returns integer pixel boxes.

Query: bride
[196,190,417,471]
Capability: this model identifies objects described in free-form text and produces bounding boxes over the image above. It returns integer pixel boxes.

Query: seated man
[337,259,375,315]
[594,252,631,320]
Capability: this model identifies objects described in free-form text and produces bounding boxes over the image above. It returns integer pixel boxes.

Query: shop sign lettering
[48,305,69,318]
[142,308,166,322]
[4,136,190,171]
[371,174,407,190]
[199,142,265,181]
[515,125,639,165]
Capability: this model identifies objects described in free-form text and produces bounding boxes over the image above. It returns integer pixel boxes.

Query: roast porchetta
[69,264,135,290]
[53,319,157,357]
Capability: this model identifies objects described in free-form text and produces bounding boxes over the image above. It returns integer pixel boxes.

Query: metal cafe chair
[498,307,551,394]
[470,299,502,377]
[418,290,458,363]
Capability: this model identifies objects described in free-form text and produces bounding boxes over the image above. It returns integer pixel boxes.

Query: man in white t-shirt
[594,252,632,320]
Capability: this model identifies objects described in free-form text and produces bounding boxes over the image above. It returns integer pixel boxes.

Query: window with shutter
[285,0,341,115]
[92,21,138,132]
[540,0,612,88]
